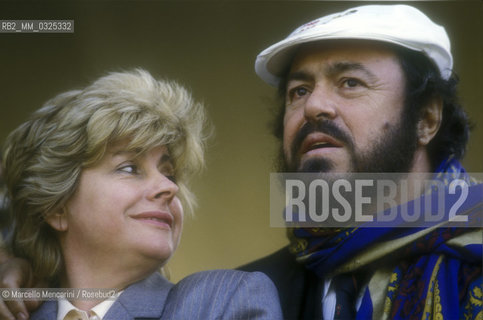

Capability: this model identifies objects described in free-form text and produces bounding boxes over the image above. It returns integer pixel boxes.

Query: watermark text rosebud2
[270,172,482,228]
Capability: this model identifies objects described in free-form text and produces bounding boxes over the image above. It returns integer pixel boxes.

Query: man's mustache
[291,120,353,160]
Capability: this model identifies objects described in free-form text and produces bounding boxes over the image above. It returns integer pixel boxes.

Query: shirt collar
[56,292,122,320]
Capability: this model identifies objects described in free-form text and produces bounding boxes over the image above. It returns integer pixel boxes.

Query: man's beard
[281,114,418,174]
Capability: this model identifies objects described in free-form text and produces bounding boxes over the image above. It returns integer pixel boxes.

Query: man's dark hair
[272,44,470,171]
[394,46,470,169]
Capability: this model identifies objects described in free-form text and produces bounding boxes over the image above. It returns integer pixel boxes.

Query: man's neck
[408,147,433,174]
[404,148,434,198]
[362,147,434,217]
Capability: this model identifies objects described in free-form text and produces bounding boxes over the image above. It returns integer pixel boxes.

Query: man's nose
[303,84,337,122]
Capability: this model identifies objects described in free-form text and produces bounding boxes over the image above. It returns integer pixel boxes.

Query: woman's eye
[118,164,138,174]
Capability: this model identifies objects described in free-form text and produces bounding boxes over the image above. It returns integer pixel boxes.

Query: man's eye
[296,87,308,96]
[288,86,310,101]
[293,87,309,97]
[342,78,362,88]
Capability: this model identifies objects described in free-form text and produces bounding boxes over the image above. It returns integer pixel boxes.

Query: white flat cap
[255,4,452,86]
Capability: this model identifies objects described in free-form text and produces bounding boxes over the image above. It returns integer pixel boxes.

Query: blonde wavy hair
[2,69,207,284]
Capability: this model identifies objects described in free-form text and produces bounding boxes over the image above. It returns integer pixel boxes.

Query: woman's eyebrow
[111,150,137,158]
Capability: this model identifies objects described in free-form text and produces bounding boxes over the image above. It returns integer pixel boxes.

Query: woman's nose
[147,172,179,201]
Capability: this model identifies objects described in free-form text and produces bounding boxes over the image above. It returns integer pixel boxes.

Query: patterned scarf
[289,158,482,319]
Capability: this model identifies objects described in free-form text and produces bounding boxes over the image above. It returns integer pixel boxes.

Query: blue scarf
[289,158,482,319]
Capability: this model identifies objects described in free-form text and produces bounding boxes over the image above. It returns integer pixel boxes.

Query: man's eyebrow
[286,71,314,84]
[326,61,377,81]
[286,61,378,85]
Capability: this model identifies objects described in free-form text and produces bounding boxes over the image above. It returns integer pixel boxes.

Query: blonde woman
[2,69,282,320]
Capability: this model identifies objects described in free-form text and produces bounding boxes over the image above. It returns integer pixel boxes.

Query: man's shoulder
[239,247,322,320]
[239,246,304,278]
[238,246,316,292]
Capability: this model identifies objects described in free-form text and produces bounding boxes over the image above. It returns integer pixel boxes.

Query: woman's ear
[417,96,443,146]
[45,208,68,232]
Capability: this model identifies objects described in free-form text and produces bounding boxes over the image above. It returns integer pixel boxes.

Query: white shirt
[57,295,120,320]
[321,278,366,320]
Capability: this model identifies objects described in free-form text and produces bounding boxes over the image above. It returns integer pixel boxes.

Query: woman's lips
[131,211,173,229]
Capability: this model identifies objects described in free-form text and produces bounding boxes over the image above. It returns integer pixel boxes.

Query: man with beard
[0,4,481,320]
[241,4,482,320]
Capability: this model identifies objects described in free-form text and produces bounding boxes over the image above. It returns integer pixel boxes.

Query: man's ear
[417,96,443,146]
[45,208,68,232]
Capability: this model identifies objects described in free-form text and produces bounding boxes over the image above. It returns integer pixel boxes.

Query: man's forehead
[288,40,402,76]
[292,40,398,65]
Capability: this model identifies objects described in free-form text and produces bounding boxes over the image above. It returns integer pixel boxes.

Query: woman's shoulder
[177,269,273,288]
[163,269,283,319]
[30,300,57,320]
